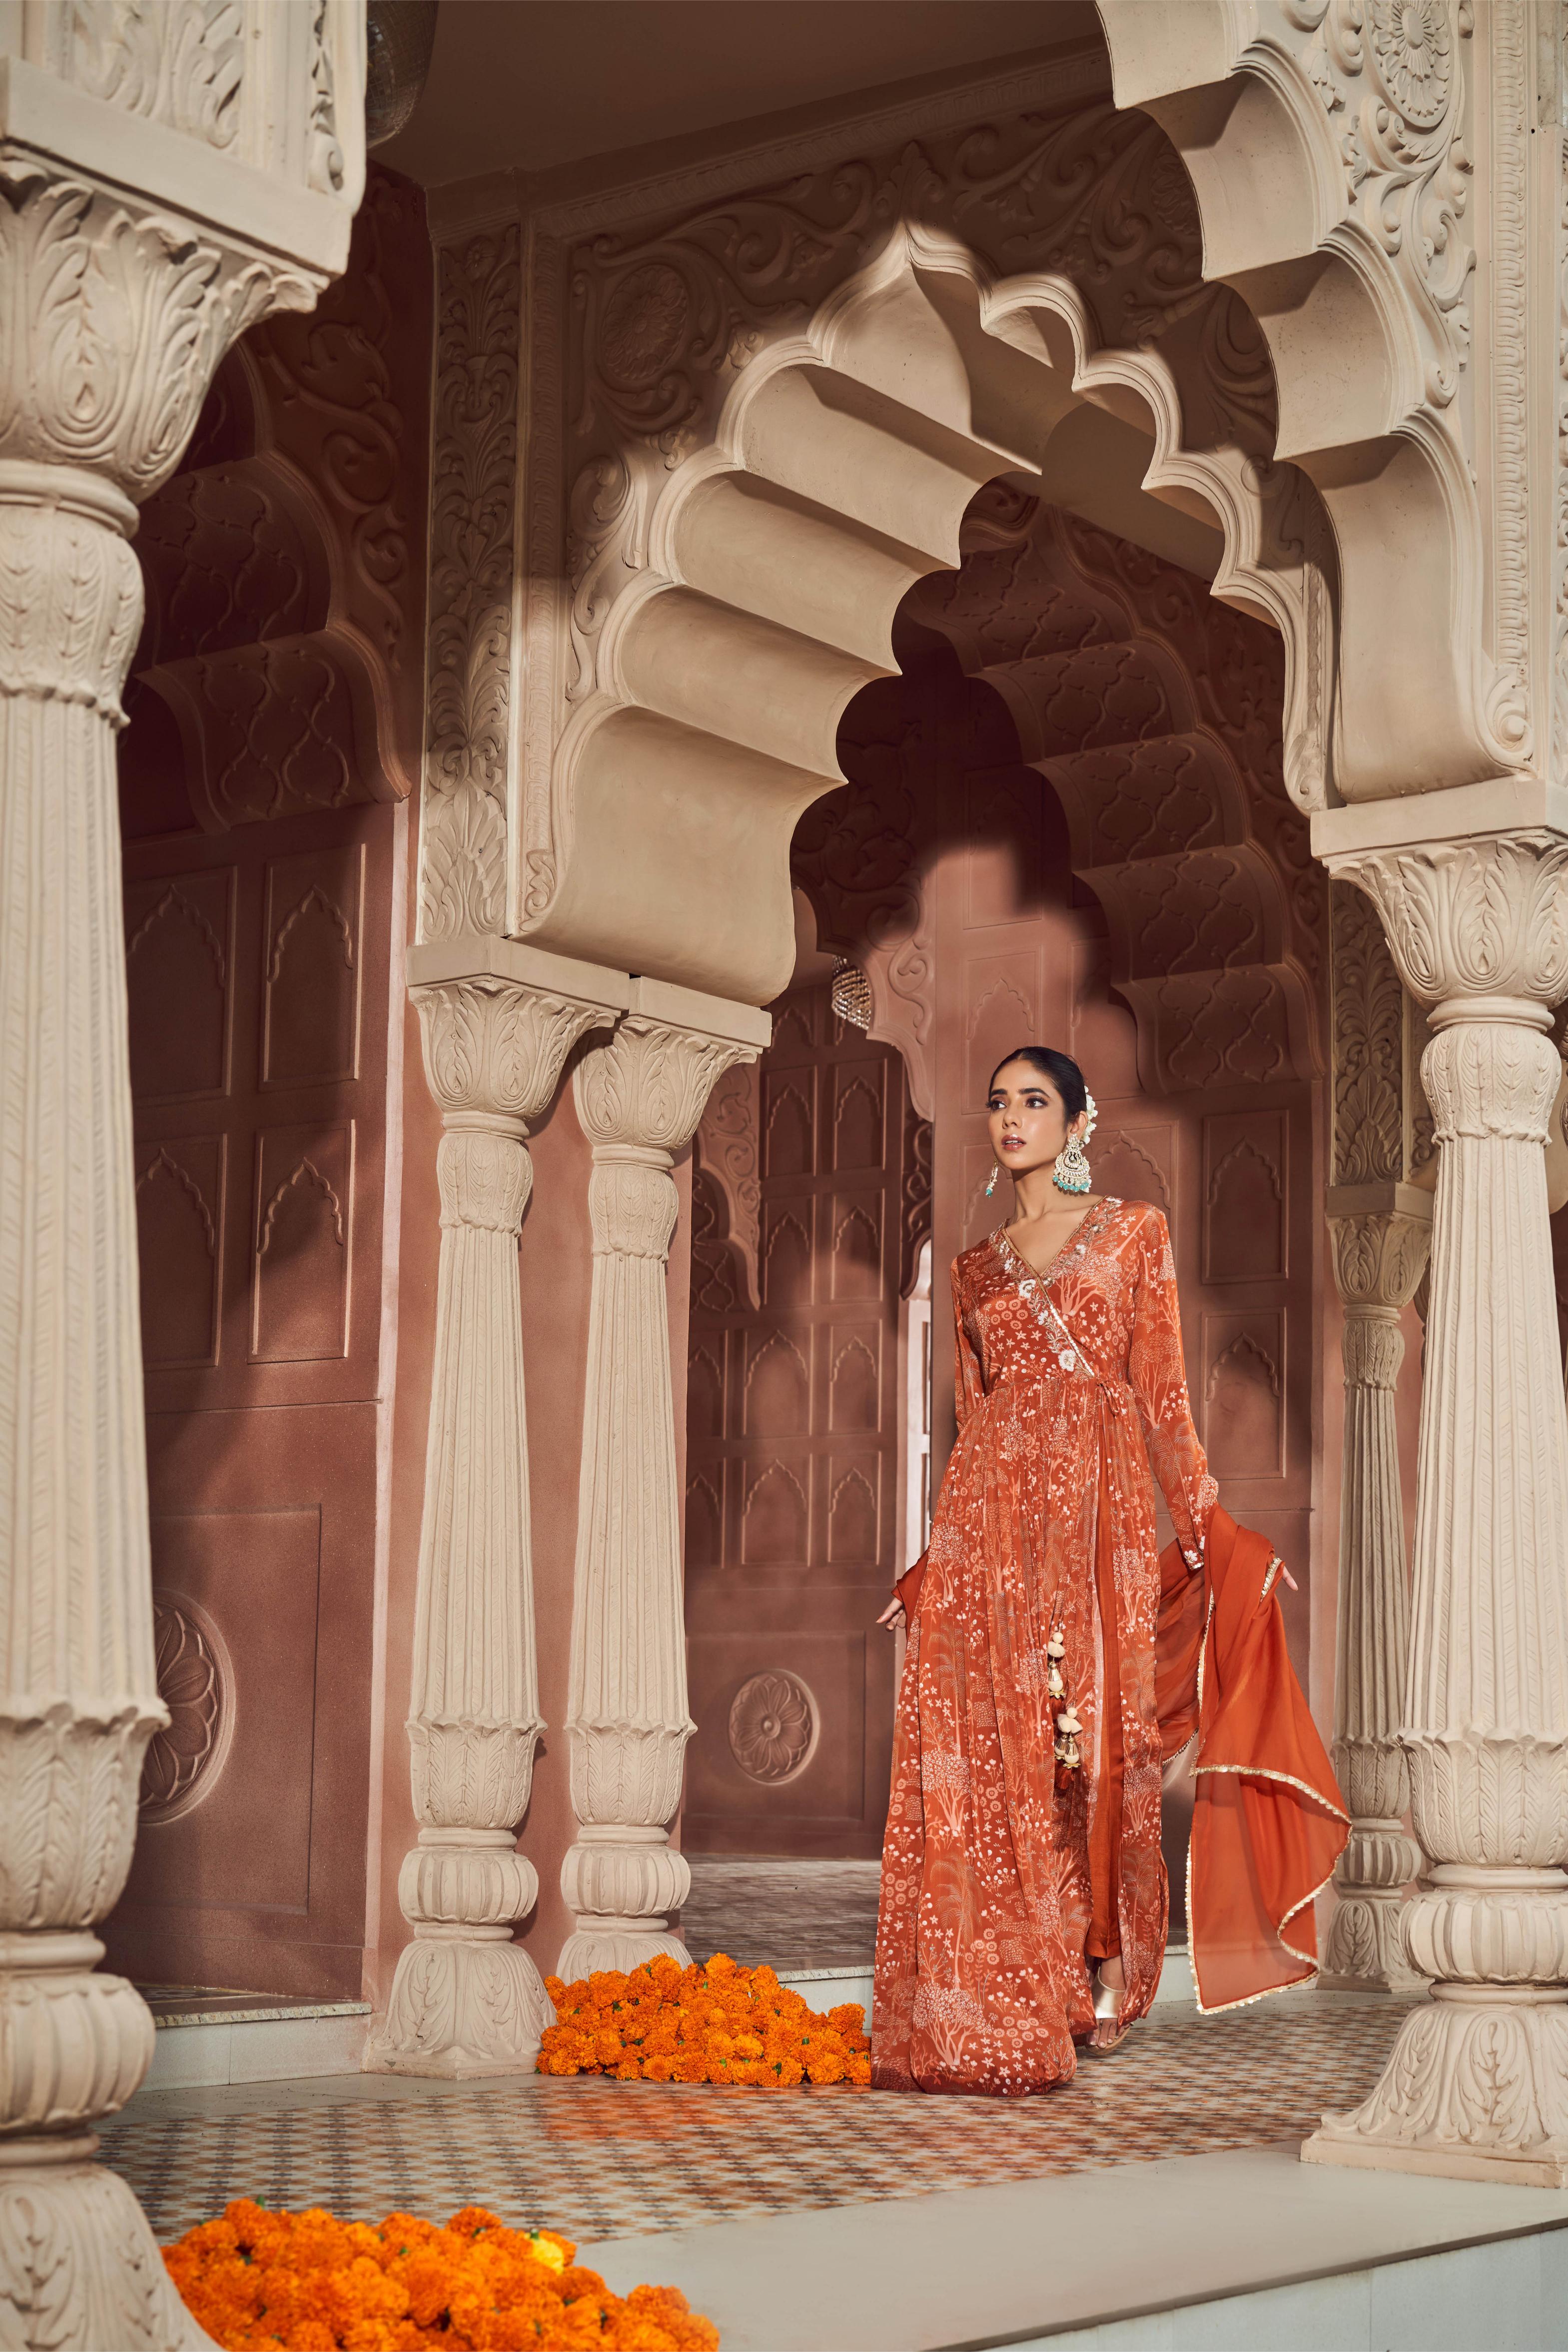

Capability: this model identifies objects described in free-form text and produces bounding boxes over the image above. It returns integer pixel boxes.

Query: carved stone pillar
[365,951,618,2074]
[1322,881,1432,1992]
[1306,825,1568,2185]
[0,23,362,2340]
[560,994,766,1977]
[1322,1212,1430,1991]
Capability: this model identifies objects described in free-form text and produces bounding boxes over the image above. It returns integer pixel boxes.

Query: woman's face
[987,1059,1085,1181]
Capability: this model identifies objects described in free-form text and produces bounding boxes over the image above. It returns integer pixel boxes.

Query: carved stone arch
[1097,0,1519,794]
[906,491,1324,1090]
[494,77,1344,1011]
[120,165,432,837]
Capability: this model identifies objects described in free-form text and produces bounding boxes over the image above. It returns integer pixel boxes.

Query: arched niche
[425,75,1356,1012]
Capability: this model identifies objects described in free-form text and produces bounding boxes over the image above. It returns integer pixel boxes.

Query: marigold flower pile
[537,1952,872,2087]
[163,2199,719,2352]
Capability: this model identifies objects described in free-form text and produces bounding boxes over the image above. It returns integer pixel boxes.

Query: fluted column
[1306,829,1568,2185]
[1322,1211,1430,1991]
[365,970,608,2075]
[0,63,361,2340]
[560,1003,764,1976]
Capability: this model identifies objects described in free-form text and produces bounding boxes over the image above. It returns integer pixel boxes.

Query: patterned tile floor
[103,1996,1406,2249]
[679,1857,881,1970]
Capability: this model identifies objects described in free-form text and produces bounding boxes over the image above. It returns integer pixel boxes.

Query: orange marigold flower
[534,1953,871,2094]
[164,2204,714,2352]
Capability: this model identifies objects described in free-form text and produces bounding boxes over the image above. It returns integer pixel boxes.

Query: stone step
[139,1987,372,2090]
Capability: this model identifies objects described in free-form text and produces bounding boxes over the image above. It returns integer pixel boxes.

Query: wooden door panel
[684,982,907,1858]
[105,802,392,1999]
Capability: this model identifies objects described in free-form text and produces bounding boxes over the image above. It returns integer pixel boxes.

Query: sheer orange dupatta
[1157,1507,1349,2013]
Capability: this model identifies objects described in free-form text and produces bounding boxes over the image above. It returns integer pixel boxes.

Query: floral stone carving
[728,1672,818,1785]
[139,1595,232,1823]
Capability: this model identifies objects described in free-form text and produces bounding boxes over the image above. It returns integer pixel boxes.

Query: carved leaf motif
[1331,880,1404,1183]
[415,978,601,1123]
[72,0,244,149]
[575,1021,756,1155]
[420,226,521,941]
[0,171,309,498]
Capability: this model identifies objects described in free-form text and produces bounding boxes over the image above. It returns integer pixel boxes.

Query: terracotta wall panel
[684,982,909,1857]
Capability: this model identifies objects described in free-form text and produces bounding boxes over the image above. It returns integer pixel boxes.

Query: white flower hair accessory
[1082,1089,1098,1142]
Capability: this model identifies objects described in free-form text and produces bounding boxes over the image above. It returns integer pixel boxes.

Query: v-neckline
[994,1197,1115,1290]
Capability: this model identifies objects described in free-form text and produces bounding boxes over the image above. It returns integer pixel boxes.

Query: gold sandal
[1087,1970,1131,2055]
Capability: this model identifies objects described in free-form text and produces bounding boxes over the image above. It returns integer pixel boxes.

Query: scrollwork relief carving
[122,167,431,834]
[696,1060,762,1310]
[419,224,521,941]
[1331,880,1404,1185]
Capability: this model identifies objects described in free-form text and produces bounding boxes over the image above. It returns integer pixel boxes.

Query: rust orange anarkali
[873,1194,1344,2097]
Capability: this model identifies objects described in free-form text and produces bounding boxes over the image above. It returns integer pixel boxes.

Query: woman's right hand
[876,1596,905,1631]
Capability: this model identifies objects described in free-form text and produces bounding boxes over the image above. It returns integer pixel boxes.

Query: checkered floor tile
[681,1858,881,1971]
[102,1999,1406,2248]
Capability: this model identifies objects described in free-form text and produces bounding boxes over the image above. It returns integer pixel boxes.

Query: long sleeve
[1127,1207,1217,1565]
[951,1259,984,1436]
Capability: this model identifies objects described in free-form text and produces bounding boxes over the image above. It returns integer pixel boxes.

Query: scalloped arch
[472,81,1358,1010]
[1096,0,1512,795]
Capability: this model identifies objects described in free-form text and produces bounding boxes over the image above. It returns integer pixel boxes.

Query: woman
[871,1047,1337,2096]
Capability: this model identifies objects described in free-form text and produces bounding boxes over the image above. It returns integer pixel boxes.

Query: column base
[1301,2132,1568,2188]
[1319,1887,1428,1995]
[0,2143,216,2350]
[362,1936,552,2077]
[1301,1993,1568,2188]
[557,1926,688,1981]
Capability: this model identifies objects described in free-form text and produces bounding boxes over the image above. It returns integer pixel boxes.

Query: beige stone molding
[0,10,364,2345]
[366,946,628,2076]
[1100,1,1547,798]
[559,984,769,1977]
[1306,823,1568,2184]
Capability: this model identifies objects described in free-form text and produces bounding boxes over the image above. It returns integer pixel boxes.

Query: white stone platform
[584,2144,1568,2351]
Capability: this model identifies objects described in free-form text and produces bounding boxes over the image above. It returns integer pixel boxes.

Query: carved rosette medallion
[1366,0,1453,129]
[139,1593,233,1823]
[728,1671,818,1784]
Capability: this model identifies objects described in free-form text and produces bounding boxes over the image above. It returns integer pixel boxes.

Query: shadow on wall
[102,166,433,2008]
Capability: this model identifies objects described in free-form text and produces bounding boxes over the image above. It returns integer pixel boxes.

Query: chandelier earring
[1053,1091,1097,1196]
[985,1160,1001,1198]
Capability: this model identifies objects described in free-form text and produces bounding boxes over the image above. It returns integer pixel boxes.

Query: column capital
[573,986,768,1159]
[413,972,612,1128]
[1321,829,1568,1024]
[0,165,328,509]
[1326,1203,1432,1313]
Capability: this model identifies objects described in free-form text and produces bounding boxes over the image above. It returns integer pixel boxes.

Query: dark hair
[986,1047,1088,1119]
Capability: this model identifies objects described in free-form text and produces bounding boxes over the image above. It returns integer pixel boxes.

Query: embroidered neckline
[992,1196,1121,1291]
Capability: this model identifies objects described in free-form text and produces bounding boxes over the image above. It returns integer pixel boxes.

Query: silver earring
[985,1160,1001,1197]
[1052,1132,1091,1195]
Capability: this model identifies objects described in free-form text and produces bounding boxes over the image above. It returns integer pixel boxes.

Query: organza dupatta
[1156,1506,1349,2012]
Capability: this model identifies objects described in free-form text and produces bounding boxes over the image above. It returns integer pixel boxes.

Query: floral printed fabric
[873,1198,1217,2096]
